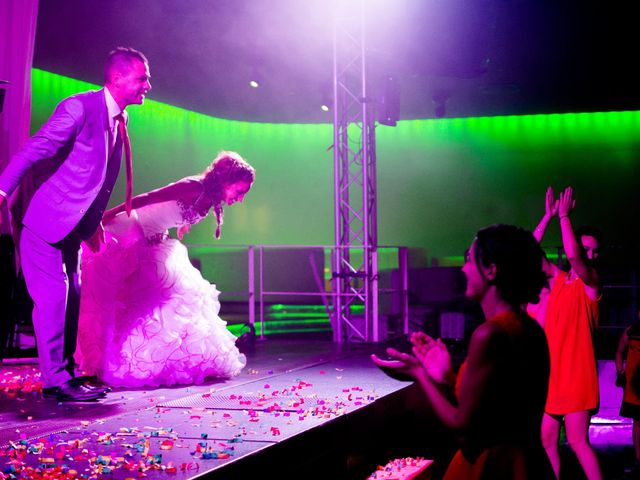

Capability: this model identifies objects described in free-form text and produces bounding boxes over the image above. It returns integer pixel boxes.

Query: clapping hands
[411,332,453,385]
[545,186,559,218]
[558,186,576,218]
[371,332,454,385]
[371,347,422,381]
[544,186,575,219]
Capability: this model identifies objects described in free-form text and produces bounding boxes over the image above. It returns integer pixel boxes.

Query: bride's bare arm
[103,178,202,224]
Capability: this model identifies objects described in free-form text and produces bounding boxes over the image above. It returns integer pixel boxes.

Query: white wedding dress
[75,197,246,387]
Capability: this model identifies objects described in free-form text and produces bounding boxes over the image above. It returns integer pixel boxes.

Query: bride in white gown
[75,151,254,387]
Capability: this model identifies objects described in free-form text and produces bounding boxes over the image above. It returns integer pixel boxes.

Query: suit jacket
[0,89,123,244]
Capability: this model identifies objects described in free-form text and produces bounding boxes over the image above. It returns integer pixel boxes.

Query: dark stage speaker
[378,266,466,314]
[0,80,7,114]
[258,247,325,304]
[377,75,400,126]
[408,267,465,304]
[0,235,35,358]
[406,267,469,339]
[191,247,325,305]
[379,266,470,339]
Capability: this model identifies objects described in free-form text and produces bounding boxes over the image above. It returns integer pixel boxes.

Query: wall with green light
[31,69,640,262]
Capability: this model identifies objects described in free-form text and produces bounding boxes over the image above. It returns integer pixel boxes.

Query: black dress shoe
[71,376,112,395]
[42,380,107,402]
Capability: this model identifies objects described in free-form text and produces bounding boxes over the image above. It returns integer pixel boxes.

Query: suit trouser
[19,225,81,388]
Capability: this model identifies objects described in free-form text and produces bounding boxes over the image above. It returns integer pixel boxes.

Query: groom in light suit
[0,47,151,401]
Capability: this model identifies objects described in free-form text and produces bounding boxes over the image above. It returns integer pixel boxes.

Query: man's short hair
[104,47,148,84]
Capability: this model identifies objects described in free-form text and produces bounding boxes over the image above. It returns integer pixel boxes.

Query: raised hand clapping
[545,186,559,219]
[558,186,576,218]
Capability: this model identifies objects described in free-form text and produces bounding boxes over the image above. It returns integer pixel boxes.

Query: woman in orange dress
[533,186,602,480]
[372,224,554,479]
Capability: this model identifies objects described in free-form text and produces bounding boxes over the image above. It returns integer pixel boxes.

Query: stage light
[249,67,263,89]
[320,88,331,112]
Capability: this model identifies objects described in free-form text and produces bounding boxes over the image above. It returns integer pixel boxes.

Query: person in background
[533,186,603,480]
[373,224,554,479]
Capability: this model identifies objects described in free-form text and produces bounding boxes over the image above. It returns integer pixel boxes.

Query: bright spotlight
[249,80,259,88]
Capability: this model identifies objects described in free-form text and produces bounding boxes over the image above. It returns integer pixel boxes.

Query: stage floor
[1,340,424,479]
[1,339,636,479]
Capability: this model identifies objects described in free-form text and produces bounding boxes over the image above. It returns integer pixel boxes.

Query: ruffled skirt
[75,225,245,387]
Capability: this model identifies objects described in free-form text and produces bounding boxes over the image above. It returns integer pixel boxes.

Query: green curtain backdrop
[31,69,640,261]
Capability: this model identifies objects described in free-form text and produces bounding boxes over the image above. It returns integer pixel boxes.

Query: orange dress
[544,271,599,414]
[443,311,554,480]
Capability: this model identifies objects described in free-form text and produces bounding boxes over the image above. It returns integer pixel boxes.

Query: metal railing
[186,244,409,341]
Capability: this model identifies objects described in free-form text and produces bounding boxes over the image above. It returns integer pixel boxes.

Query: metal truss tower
[331,0,379,343]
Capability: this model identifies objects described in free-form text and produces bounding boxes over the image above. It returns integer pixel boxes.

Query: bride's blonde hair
[202,151,255,239]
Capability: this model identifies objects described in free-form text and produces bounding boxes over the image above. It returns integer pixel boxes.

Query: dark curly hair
[576,226,604,247]
[474,224,547,308]
[576,225,604,266]
[202,151,255,239]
